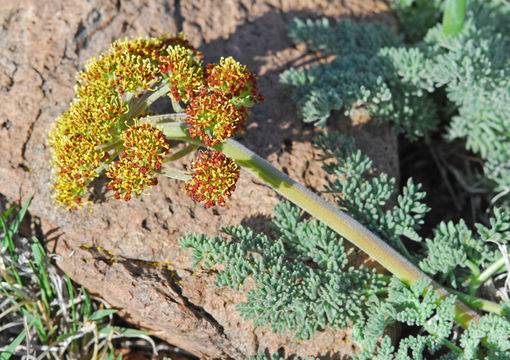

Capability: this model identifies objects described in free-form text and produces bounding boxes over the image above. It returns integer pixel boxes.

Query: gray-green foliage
[392,0,510,195]
[352,277,510,360]
[352,278,455,360]
[280,17,439,140]
[391,0,443,42]
[281,0,510,198]
[182,131,510,357]
[247,352,317,360]
[420,207,510,291]
[424,0,510,194]
[180,201,384,340]
[314,132,429,259]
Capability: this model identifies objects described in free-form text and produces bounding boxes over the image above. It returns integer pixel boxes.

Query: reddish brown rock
[0,0,398,358]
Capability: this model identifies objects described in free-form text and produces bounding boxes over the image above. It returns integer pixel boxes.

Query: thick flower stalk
[184,150,240,208]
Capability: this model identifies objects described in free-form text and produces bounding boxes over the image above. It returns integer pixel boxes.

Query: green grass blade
[8,197,32,236]
[56,332,75,342]
[66,274,78,333]
[0,207,15,223]
[0,282,24,308]
[26,312,49,344]
[27,260,49,311]
[81,286,92,317]
[0,328,27,360]
[443,0,466,36]
[0,317,37,360]
[106,349,115,360]
[0,217,8,249]
[4,197,32,260]
[31,237,53,300]
[88,309,117,322]
[98,326,148,336]
[0,264,24,300]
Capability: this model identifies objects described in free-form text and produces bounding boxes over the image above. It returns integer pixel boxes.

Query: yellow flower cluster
[77,36,164,96]
[184,150,240,208]
[106,123,171,201]
[49,34,264,209]
[183,57,264,146]
[205,56,264,104]
[49,91,128,210]
[185,88,248,146]
[49,36,171,209]
[159,45,205,103]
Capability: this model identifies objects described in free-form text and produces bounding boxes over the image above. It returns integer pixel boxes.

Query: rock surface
[0,0,398,358]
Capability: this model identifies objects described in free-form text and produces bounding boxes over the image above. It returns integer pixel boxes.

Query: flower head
[107,123,171,201]
[77,36,164,97]
[49,34,262,210]
[159,33,202,59]
[49,35,184,209]
[50,133,106,210]
[159,45,205,103]
[185,89,248,146]
[49,90,128,209]
[185,150,240,208]
[205,56,264,106]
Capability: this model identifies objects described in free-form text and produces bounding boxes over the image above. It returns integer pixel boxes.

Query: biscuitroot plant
[49,34,508,357]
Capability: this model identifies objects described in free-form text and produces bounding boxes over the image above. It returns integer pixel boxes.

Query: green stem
[99,140,123,152]
[144,113,187,124]
[465,259,480,278]
[423,321,464,354]
[163,144,199,163]
[171,97,186,112]
[156,120,482,329]
[362,287,389,297]
[95,148,122,176]
[468,255,507,293]
[160,167,192,181]
[123,82,171,126]
[378,275,393,283]
[445,286,503,314]
[443,0,466,36]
